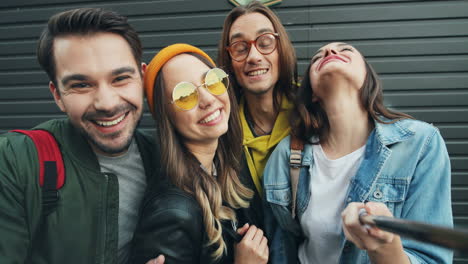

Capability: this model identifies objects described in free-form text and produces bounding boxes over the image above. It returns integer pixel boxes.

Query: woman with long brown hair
[131,44,268,264]
[263,42,452,263]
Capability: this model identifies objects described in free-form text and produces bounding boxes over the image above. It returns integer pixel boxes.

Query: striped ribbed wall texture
[0,0,467,262]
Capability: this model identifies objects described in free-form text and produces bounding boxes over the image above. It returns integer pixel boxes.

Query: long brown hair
[217,1,298,111]
[152,53,253,259]
[292,52,413,143]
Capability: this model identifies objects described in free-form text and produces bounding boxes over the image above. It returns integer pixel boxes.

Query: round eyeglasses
[226,32,280,62]
[170,68,229,111]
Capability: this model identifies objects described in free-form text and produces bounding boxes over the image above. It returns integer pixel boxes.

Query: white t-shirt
[298,144,365,264]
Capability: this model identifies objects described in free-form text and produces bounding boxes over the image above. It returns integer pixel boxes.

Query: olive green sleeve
[0,134,40,263]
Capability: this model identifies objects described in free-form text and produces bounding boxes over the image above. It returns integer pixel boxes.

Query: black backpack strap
[289,135,304,219]
[42,161,59,215]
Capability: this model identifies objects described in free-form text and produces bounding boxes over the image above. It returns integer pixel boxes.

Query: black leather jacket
[239,155,264,230]
[131,179,254,264]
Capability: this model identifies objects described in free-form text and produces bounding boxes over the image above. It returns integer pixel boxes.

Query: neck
[244,90,279,135]
[320,88,372,159]
[185,140,217,175]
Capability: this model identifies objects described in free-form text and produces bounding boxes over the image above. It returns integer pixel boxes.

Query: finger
[242,225,257,241]
[365,202,393,217]
[237,223,249,236]
[341,202,365,218]
[343,224,365,250]
[251,227,264,245]
[342,203,372,249]
[258,236,268,254]
[367,226,394,243]
[154,255,165,264]
[342,202,366,231]
[262,242,269,260]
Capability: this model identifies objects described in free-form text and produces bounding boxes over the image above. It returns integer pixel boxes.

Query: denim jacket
[263,118,453,264]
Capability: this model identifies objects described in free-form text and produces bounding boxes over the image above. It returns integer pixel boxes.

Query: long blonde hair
[152,53,253,259]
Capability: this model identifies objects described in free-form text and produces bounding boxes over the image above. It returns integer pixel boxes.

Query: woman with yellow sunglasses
[131,44,269,264]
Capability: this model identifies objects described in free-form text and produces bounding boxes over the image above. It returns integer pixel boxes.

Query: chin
[212,125,229,139]
[88,131,133,155]
[94,140,132,155]
[245,85,273,95]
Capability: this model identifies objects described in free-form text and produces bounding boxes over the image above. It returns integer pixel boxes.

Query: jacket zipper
[100,173,109,264]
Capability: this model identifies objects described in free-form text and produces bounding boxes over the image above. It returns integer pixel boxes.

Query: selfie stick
[358,209,468,251]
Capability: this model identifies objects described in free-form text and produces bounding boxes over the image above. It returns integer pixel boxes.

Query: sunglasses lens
[205,68,228,95]
[173,82,198,110]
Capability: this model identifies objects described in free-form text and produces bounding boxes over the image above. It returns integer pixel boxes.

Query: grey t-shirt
[96,139,147,264]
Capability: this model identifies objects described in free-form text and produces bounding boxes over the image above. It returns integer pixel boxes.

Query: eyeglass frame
[226,32,280,62]
[169,67,229,111]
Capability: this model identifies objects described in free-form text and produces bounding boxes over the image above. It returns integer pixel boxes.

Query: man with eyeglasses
[218,1,298,229]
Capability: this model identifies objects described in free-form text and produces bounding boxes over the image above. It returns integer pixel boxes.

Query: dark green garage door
[0,0,467,262]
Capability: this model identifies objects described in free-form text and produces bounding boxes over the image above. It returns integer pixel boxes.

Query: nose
[198,85,215,110]
[324,46,338,57]
[245,43,263,64]
[93,83,119,112]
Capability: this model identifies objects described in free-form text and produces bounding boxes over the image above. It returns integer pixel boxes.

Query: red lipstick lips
[317,55,348,71]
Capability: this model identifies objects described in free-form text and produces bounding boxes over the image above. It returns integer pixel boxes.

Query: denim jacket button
[373,190,383,199]
[347,197,352,202]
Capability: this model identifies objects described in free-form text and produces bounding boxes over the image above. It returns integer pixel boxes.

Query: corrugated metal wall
[0,0,467,262]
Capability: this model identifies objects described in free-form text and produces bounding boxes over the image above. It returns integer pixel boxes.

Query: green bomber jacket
[0,119,158,264]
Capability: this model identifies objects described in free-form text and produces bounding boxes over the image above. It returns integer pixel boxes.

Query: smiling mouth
[93,113,127,127]
[247,69,268,76]
[199,109,221,124]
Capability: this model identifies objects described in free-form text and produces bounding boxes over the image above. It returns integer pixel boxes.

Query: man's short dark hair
[37,8,142,86]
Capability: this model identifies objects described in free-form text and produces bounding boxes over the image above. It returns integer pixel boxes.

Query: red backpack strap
[289,135,304,219]
[11,129,65,215]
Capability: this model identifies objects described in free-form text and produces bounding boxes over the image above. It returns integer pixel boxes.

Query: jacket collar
[373,117,415,145]
[36,119,101,171]
[35,118,155,179]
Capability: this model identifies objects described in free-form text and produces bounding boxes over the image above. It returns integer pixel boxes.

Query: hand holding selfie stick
[358,209,468,251]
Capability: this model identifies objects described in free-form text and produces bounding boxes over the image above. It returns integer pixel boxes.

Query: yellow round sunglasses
[170,68,229,110]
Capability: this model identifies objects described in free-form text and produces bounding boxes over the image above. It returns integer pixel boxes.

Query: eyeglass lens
[229,33,277,61]
[172,68,229,110]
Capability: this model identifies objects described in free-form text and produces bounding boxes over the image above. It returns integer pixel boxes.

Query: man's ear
[141,62,147,77]
[49,81,66,112]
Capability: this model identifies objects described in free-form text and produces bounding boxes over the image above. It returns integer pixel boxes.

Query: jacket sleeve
[401,128,453,264]
[0,135,36,263]
[131,189,204,264]
[263,136,301,264]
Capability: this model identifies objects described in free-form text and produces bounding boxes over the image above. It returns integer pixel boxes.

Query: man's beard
[81,125,135,155]
[77,104,141,155]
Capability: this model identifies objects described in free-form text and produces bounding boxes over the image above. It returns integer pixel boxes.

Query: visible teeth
[200,110,220,124]
[248,69,267,76]
[95,114,126,127]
